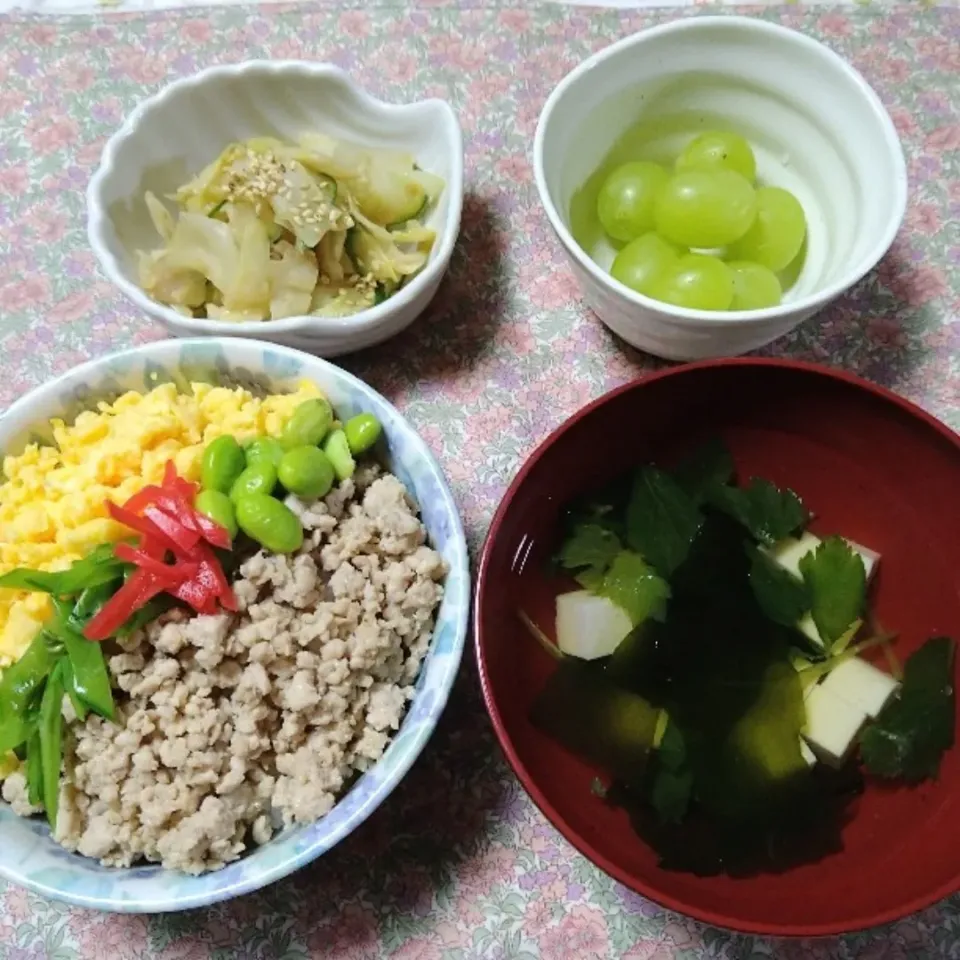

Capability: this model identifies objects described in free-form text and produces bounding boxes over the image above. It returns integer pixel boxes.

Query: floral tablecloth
[0,3,959,957]
[4,0,955,23]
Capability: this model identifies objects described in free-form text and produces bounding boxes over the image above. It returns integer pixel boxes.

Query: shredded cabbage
[268,241,318,320]
[137,134,444,322]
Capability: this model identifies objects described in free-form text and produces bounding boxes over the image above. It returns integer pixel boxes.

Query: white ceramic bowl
[87,62,464,356]
[0,338,470,911]
[533,16,908,361]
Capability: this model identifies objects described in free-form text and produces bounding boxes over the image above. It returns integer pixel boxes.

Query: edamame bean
[229,462,277,503]
[235,494,304,554]
[323,429,355,481]
[195,489,239,539]
[244,436,285,468]
[278,446,335,499]
[344,413,382,455]
[201,435,246,493]
[281,398,334,450]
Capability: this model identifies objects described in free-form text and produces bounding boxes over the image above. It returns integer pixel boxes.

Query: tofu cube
[819,657,899,718]
[770,532,880,583]
[766,533,880,650]
[802,683,868,765]
[555,591,632,660]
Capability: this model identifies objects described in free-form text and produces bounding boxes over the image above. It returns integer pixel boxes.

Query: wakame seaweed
[531,438,955,878]
[606,508,832,866]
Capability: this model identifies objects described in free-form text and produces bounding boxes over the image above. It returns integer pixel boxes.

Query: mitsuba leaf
[597,551,670,626]
[798,536,865,648]
[626,467,703,577]
[557,523,621,576]
[861,636,956,782]
[708,478,809,546]
[574,567,604,592]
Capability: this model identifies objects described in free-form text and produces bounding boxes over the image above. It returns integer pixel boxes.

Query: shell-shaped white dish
[87,61,464,356]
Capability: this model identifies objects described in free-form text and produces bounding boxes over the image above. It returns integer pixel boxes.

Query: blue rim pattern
[0,338,470,913]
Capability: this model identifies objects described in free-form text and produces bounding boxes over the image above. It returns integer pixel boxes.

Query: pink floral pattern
[0,3,958,958]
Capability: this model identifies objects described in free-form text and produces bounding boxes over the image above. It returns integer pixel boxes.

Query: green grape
[596,161,670,242]
[676,130,757,182]
[728,261,782,310]
[610,233,680,297]
[654,170,757,249]
[728,186,806,272]
[650,254,734,311]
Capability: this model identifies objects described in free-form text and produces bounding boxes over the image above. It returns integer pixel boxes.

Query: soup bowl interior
[475,359,960,936]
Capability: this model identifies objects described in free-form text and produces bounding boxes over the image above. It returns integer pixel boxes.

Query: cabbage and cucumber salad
[138,134,444,322]
[523,439,956,876]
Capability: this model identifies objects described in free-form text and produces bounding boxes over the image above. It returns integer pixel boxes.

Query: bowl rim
[86,60,464,338]
[532,15,909,327]
[473,356,960,937]
[0,337,471,912]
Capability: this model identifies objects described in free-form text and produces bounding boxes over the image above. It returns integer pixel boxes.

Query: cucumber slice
[346,227,383,277]
[344,226,363,271]
[345,225,427,284]
[411,168,445,203]
[375,280,398,304]
[348,228,393,283]
[354,164,427,226]
[387,195,428,230]
[311,282,377,317]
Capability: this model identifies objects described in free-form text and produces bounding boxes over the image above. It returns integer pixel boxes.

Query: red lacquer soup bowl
[474,358,960,937]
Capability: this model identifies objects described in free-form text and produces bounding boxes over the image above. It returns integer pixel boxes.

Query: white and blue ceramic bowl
[0,338,469,912]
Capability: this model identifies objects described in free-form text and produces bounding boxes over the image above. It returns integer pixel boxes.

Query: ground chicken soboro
[2,464,446,874]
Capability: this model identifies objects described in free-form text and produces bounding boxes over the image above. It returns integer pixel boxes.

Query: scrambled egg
[0,379,323,667]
